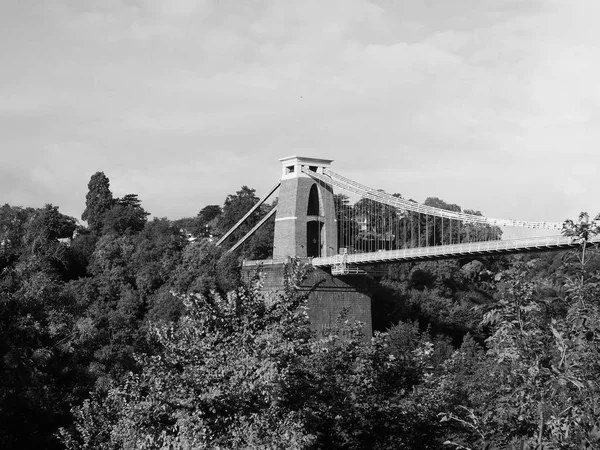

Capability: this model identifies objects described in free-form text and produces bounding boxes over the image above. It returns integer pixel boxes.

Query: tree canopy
[81,172,113,232]
[2,171,600,449]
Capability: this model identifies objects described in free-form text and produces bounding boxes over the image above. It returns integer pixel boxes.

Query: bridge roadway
[312,234,600,268]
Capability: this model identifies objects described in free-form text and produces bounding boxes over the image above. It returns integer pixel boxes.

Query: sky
[1,0,599,226]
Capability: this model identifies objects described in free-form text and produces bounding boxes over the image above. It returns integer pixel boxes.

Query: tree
[18,204,78,279]
[352,197,400,252]
[198,205,221,227]
[171,240,225,295]
[81,172,114,233]
[102,194,149,235]
[60,262,317,449]
[0,204,87,450]
[0,204,35,270]
[216,186,274,259]
[424,197,462,246]
[217,186,259,240]
[436,213,600,449]
[130,218,186,296]
[334,193,355,249]
[562,211,600,286]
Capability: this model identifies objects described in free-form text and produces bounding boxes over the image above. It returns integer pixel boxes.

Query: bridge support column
[242,262,373,338]
[273,156,337,260]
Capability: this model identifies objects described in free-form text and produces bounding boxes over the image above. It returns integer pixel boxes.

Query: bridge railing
[313,234,600,267]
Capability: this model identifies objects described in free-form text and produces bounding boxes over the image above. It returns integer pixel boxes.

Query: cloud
[1,0,599,224]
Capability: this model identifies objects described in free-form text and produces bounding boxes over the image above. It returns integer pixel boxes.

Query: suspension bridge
[218,156,598,274]
[217,156,598,336]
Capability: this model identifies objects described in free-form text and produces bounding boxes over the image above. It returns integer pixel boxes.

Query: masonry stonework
[242,263,373,337]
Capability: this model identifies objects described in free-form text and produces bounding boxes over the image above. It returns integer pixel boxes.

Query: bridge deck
[312,235,600,267]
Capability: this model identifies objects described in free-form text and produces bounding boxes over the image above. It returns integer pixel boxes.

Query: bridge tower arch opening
[307,184,322,216]
[273,156,337,260]
[306,184,325,257]
[306,220,324,257]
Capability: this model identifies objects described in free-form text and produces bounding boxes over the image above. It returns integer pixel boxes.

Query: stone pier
[242,260,372,337]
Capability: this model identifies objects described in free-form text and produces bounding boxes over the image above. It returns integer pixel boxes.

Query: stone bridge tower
[273,156,338,260]
[242,156,372,338]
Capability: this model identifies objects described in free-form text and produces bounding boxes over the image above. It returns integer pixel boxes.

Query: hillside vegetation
[1,172,599,449]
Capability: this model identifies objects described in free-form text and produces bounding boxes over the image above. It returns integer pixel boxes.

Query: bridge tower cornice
[279,155,334,180]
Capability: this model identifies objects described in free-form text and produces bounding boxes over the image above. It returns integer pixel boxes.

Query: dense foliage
[1,172,598,449]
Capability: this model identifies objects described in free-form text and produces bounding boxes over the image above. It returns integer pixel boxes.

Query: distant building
[179,228,198,243]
